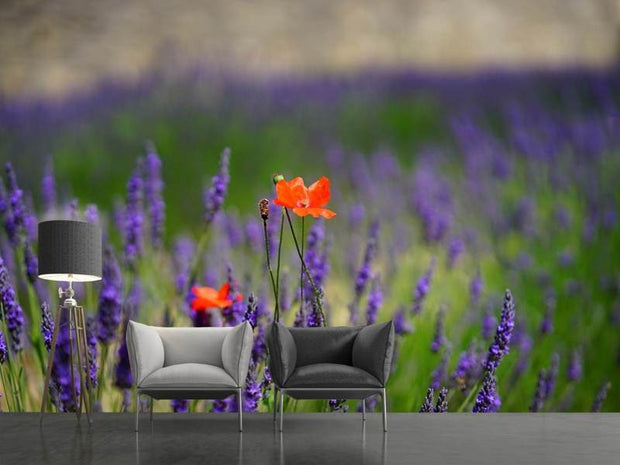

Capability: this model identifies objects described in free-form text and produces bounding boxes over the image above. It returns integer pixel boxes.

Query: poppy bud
[273,174,284,185]
[259,199,270,220]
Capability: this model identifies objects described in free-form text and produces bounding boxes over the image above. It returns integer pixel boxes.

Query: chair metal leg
[273,386,278,422]
[237,388,243,432]
[362,398,366,421]
[279,389,284,432]
[135,392,140,432]
[382,389,387,432]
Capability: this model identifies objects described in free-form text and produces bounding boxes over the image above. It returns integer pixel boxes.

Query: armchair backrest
[156,327,231,367]
[288,326,360,366]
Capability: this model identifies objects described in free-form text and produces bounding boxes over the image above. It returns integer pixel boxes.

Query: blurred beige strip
[1,0,619,98]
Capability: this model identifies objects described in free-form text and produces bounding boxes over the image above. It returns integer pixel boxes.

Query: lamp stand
[40,285,93,424]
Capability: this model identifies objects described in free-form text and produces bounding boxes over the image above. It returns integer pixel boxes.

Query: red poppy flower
[190,283,242,311]
[273,176,336,219]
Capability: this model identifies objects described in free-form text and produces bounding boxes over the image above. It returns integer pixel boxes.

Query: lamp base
[40,304,93,424]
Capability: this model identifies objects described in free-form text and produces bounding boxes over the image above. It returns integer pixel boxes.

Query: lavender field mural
[0,68,619,414]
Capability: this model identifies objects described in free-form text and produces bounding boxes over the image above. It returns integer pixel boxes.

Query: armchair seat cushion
[140,363,237,389]
[284,363,381,389]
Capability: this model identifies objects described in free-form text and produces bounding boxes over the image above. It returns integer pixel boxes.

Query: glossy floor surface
[1,413,619,464]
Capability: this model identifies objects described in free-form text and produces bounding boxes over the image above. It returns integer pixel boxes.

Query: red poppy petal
[307,177,331,208]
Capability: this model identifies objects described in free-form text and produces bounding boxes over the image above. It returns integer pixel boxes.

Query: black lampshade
[38,220,102,282]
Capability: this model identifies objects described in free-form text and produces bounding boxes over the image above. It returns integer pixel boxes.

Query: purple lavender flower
[244,293,258,329]
[303,219,330,308]
[447,237,465,268]
[123,161,144,270]
[544,353,559,400]
[203,148,230,225]
[482,307,496,340]
[430,349,449,390]
[41,157,57,214]
[473,367,500,413]
[483,289,516,372]
[244,219,262,253]
[40,302,54,352]
[431,307,446,353]
[242,366,262,412]
[358,395,378,413]
[0,254,25,352]
[114,282,141,390]
[328,399,348,412]
[434,387,448,412]
[86,316,99,387]
[173,236,195,295]
[470,271,483,306]
[512,322,533,377]
[306,289,325,328]
[84,204,99,224]
[539,295,554,335]
[0,179,17,244]
[171,399,189,413]
[529,370,546,412]
[348,203,365,229]
[221,264,245,326]
[3,162,26,244]
[50,311,80,411]
[144,144,165,248]
[412,258,436,315]
[366,275,383,325]
[23,240,38,283]
[350,220,379,323]
[568,348,583,382]
[452,342,482,391]
[64,198,79,220]
[591,381,611,412]
[97,245,123,344]
[419,387,434,412]
[0,329,6,364]
[393,307,413,335]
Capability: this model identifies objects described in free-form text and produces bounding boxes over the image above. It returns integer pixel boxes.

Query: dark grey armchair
[266,321,395,431]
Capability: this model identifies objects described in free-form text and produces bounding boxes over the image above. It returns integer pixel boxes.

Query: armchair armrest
[221,322,254,386]
[126,321,165,387]
[266,322,297,386]
[352,321,395,386]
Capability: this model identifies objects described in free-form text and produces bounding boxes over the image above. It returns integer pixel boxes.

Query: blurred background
[0,1,619,414]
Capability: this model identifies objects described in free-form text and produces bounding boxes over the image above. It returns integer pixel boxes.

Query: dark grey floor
[1,413,619,465]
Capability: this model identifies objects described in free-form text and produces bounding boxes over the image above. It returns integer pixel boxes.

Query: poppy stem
[284,208,326,326]
[262,218,280,321]
[275,211,285,312]
[298,216,305,315]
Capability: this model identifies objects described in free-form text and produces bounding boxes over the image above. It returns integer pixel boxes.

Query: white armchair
[127,320,253,431]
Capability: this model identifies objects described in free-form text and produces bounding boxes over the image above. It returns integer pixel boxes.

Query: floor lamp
[38,220,102,423]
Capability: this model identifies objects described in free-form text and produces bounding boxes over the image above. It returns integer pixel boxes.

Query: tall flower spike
[544,353,560,400]
[144,143,165,248]
[0,254,24,352]
[0,329,7,364]
[419,387,434,412]
[86,316,99,387]
[470,271,483,306]
[431,306,446,353]
[412,258,436,315]
[97,245,123,344]
[41,156,56,215]
[123,160,144,270]
[40,302,54,352]
[366,275,383,325]
[567,347,583,382]
[204,148,230,225]
[434,387,448,413]
[473,366,500,413]
[393,306,413,335]
[430,349,450,390]
[484,289,516,372]
[529,370,546,412]
[591,381,611,412]
[350,220,379,324]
